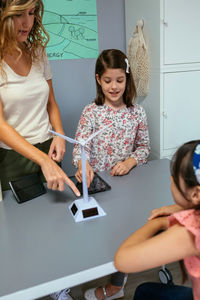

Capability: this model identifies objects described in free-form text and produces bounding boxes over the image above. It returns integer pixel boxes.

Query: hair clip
[193,142,200,184]
[125,58,130,73]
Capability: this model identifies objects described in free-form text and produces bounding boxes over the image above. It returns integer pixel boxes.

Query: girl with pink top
[114,140,200,300]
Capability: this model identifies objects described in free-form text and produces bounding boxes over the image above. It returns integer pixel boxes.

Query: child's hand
[110,158,136,176]
[148,204,183,221]
[75,160,94,187]
[110,161,130,176]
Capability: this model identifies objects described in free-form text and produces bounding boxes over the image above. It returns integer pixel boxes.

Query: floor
[38,261,192,300]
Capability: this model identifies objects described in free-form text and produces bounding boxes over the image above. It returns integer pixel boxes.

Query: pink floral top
[168,209,200,300]
[72,103,150,171]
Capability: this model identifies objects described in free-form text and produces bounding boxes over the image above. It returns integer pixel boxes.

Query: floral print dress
[72,103,150,172]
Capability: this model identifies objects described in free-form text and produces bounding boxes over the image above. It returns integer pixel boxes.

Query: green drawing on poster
[43,0,99,60]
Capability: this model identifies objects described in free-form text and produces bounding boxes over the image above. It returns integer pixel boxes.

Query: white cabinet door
[164,0,200,65]
[163,71,200,150]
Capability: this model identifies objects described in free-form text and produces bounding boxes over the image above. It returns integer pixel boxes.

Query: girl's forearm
[115,222,198,274]
[77,159,92,170]
[114,217,169,272]
[117,217,169,249]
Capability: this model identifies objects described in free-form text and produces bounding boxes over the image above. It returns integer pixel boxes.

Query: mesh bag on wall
[127,19,150,97]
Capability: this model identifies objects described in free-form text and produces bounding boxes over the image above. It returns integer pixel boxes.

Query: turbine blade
[85,124,112,143]
[49,130,80,144]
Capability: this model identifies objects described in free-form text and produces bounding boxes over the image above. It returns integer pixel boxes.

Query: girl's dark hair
[94,49,137,107]
[170,140,199,192]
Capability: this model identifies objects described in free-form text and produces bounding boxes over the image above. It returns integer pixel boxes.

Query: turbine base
[69,197,106,222]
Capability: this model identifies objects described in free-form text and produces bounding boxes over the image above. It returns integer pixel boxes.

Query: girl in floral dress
[115,140,200,300]
[72,49,150,300]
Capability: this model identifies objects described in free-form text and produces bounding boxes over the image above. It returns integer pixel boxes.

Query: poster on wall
[43,0,99,60]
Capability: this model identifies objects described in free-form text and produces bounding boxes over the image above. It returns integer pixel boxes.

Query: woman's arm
[47,79,66,162]
[47,80,64,135]
[114,217,199,273]
[0,99,80,195]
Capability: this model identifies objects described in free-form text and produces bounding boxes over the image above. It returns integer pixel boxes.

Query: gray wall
[50,0,126,176]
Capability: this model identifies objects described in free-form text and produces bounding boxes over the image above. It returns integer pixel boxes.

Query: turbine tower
[49,124,111,222]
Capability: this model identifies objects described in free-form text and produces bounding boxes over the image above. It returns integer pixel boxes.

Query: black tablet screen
[9,173,46,203]
[70,172,111,195]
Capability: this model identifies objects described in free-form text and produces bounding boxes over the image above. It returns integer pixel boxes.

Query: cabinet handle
[162,19,168,26]
[162,112,167,118]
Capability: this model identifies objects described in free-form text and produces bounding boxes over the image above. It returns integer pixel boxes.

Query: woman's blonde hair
[0,0,49,76]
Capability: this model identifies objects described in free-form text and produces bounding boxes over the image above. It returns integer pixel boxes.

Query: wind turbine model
[49,124,111,222]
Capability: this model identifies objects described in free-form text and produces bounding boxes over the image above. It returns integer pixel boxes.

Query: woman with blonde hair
[0,0,80,197]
